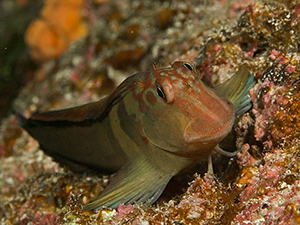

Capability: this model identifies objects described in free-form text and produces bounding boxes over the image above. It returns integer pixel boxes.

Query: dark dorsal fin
[30,100,107,122]
[29,75,136,123]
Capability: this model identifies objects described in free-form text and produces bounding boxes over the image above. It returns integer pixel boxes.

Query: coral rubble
[1,0,300,224]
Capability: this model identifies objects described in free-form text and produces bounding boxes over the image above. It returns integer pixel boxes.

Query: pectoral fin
[214,65,255,115]
[83,150,173,210]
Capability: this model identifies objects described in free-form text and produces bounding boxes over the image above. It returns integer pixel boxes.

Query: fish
[17,61,254,210]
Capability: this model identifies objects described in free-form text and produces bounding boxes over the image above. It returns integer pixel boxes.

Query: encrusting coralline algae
[1,0,300,224]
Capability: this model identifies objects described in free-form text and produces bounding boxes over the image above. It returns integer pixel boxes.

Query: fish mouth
[142,116,234,154]
[183,116,235,144]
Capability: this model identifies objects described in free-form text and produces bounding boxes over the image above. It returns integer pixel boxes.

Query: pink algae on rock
[2,0,300,224]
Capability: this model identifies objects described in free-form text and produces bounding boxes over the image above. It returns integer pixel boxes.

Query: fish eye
[156,83,167,101]
[155,78,174,103]
[183,62,194,71]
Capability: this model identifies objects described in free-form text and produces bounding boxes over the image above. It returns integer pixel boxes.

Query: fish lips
[180,116,235,157]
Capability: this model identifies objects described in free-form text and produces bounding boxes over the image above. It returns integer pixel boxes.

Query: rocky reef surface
[1,0,300,224]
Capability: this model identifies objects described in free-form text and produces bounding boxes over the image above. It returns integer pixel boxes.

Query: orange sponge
[25,0,87,62]
[25,19,69,62]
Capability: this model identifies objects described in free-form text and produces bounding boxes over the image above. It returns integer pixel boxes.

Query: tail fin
[214,65,255,116]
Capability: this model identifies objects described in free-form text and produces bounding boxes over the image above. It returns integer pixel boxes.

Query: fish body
[19,61,253,210]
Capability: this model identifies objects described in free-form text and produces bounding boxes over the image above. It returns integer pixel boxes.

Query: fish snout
[182,115,234,157]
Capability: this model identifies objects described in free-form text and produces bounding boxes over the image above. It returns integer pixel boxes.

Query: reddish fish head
[132,61,234,159]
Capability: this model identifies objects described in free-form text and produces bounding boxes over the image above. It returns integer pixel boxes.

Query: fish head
[133,61,235,159]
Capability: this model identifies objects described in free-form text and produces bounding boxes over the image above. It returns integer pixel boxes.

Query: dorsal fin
[164,56,172,66]
[29,75,136,122]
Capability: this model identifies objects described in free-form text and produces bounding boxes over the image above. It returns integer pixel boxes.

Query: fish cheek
[141,101,187,152]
